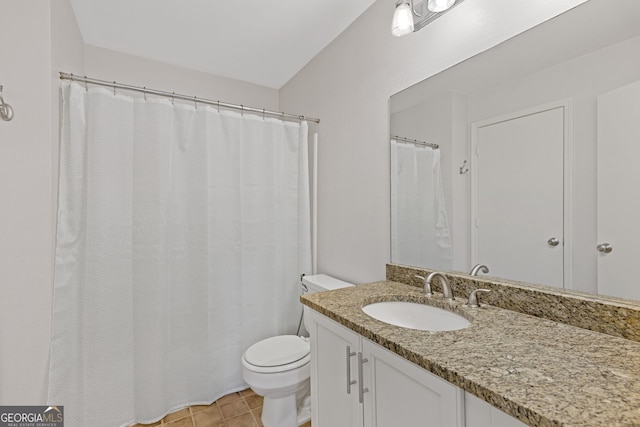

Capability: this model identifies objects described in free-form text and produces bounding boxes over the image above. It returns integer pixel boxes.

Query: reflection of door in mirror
[391,138,452,270]
[597,80,640,300]
[471,103,567,288]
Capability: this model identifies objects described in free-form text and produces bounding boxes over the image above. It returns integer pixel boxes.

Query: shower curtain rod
[391,135,439,149]
[59,72,320,124]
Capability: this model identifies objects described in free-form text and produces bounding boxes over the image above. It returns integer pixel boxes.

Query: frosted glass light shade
[391,2,414,37]
[427,0,455,12]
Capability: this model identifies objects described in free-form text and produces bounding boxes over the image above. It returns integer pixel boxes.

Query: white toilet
[241,274,353,427]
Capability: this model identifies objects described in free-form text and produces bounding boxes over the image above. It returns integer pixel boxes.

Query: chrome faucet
[426,272,454,302]
[470,264,489,276]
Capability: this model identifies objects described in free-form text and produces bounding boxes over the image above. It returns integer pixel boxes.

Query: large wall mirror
[390,0,640,301]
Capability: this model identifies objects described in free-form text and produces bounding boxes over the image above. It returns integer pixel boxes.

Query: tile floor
[131,388,312,427]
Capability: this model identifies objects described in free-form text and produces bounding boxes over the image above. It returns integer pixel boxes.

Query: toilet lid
[244,335,310,368]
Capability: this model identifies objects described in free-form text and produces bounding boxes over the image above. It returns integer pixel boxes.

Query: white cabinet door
[465,392,527,427]
[362,340,464,427]
[307,309,363,427]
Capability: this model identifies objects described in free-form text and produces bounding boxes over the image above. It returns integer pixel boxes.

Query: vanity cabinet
[306,308,363,427]
[306,308,526,427]
[305,309,464,427]
[465,393,527,427]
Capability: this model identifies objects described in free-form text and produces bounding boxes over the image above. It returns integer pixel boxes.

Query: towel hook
[0,85,14,122]
[459,160,469,175]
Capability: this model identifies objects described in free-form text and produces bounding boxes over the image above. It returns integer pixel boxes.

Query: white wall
[279,0,588,284]
[0,1,54,405]
[84,46,279,111]
[0,0,85,405]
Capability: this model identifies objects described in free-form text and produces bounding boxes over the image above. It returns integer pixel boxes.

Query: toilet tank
[302,274,353,294]
[301,274,353,335]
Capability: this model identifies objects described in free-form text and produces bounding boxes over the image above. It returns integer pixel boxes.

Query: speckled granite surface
[387,263,640,343]
[301,281,640,427]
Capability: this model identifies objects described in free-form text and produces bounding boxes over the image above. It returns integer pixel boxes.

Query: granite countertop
[301,280,640,427]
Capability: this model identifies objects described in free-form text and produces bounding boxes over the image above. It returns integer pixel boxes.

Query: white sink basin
[362,301,470,331]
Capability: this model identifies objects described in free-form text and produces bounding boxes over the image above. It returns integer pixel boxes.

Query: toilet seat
[242,335,310,374]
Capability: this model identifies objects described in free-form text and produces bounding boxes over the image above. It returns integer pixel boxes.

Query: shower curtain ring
[171,92,175,105]
[281,112,285,123]
[240,105,244,117]
[262,109,265,120]
[113,81,116,96]
[217,101,220,113]
[143,87,147,101]
[84,76,88,92]
[193,96,197,109]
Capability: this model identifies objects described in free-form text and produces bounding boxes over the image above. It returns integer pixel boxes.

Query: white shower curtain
[49,82,312,427]
[391,139,452,270]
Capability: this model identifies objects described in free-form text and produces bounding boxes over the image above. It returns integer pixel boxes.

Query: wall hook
[459,160,469,174]
[0,85,14,122]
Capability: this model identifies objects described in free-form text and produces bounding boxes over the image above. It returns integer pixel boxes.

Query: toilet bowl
[242,335,311,427]
[242,274,354,427]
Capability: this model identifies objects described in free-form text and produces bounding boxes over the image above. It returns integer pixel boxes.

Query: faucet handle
[414,275,432,297]
[470,264,490,276]
[465,289,491,308]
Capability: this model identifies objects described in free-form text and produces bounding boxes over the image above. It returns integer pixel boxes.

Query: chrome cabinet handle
[597,243,613,253]
[548,237,560,247]
[358,352,369,403]
[346,346,356,394]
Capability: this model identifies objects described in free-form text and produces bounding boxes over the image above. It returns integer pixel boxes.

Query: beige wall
[279,0,588,285]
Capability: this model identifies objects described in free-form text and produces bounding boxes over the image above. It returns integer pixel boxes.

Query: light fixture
[391,0,414,37]
[391,0,462,37]
[427,0,455,13]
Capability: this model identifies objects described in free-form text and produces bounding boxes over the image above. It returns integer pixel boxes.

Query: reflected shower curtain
[49,82,312,427]
[391,139,452,270]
